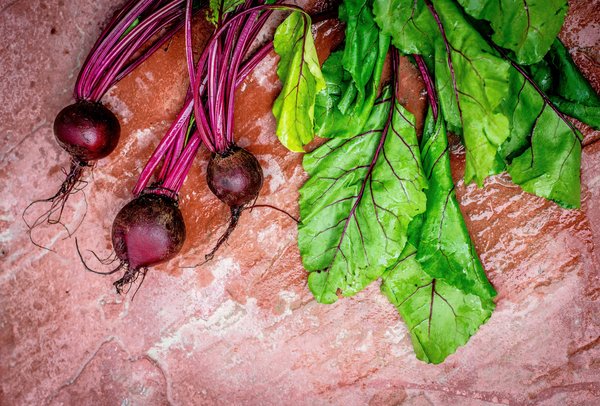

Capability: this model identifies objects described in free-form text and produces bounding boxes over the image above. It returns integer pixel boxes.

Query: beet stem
[414,55,438,121]
[76,0,190,102]
[133,96,194,195]
[191,3,306,154]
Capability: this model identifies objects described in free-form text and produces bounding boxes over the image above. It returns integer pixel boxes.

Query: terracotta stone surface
[1,1,599,405]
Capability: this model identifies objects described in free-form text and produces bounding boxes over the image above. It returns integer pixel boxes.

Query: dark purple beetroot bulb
[54,100,120,162]
[206,146,263,209]
[112,193,186,272]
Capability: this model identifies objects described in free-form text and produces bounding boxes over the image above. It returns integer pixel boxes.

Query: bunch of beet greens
[34,0,599,364]
[294,0,599,364]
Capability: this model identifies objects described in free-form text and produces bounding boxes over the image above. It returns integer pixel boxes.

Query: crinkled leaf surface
[339,0,388,107]
[273,12,325,152]
[417,111,496,299]
[315,0,389,138]
[299,95,427,304]
[374,0,511,186]
[456,0,568,65]
[382,114,496,364]
[499,68,546,162]
[429,0,511,185]
[381,241,495,364]
[373,0,583,205]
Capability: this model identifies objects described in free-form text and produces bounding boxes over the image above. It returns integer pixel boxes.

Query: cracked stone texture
[1,0,599,405]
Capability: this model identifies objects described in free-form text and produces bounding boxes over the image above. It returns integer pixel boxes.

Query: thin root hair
[204,206,242,263]
[23,160,89,249]
[113,266,148,300]
[243,204,299,223]
[75,238,124,275]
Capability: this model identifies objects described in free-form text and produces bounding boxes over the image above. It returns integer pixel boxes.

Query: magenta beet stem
[133,97,194,195]
[75,0,190,102]
[414,55,438,121]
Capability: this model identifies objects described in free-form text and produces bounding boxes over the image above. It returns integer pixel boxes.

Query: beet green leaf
[429,0,513,186]
[373,0,584,207]
[456,0,568,65]
[298,91,427,304]
[273,11,325,152]
[545,40,600,107]
[550,99,600,131]
[381,241,494,364]
[338,0,388,111]
[315,0,389,138]
[374,0,512,186]
[381,108,495,364]
[498,50,583,208]
[417,111,496,300]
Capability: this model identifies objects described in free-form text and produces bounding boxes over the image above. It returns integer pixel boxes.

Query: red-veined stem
[75,0,190,102]
[136,1,325,197]
[414,55,438,121]
[190,3,307,154]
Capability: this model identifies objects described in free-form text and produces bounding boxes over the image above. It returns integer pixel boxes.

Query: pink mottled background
[1,1,599,405]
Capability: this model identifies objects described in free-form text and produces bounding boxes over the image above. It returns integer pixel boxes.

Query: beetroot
[54,101,120,162]
[207,147,264,208]
[200,147,263,260]
[79,91,197,295]
[79,193,186,295]
[110,193,186,293]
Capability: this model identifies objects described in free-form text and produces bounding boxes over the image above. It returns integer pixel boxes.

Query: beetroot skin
[54,101,120,162]
[206,146,264,208]
[112,193,186,271]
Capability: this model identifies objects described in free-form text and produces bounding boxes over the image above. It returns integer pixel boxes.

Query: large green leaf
[373,0,583,206]
[499,69,546,162]
[499,52,583,208]
[315,0,390,138]
[273,11,325,152]
[299,93,427,304]
[417,111,496,299]
[381,241,494,364]
[545,40,600,105]
[430,0,512,185]
[456,0,568,65]
[339,0,385,105]
[374,0,511,186]
[382,111,495,363]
